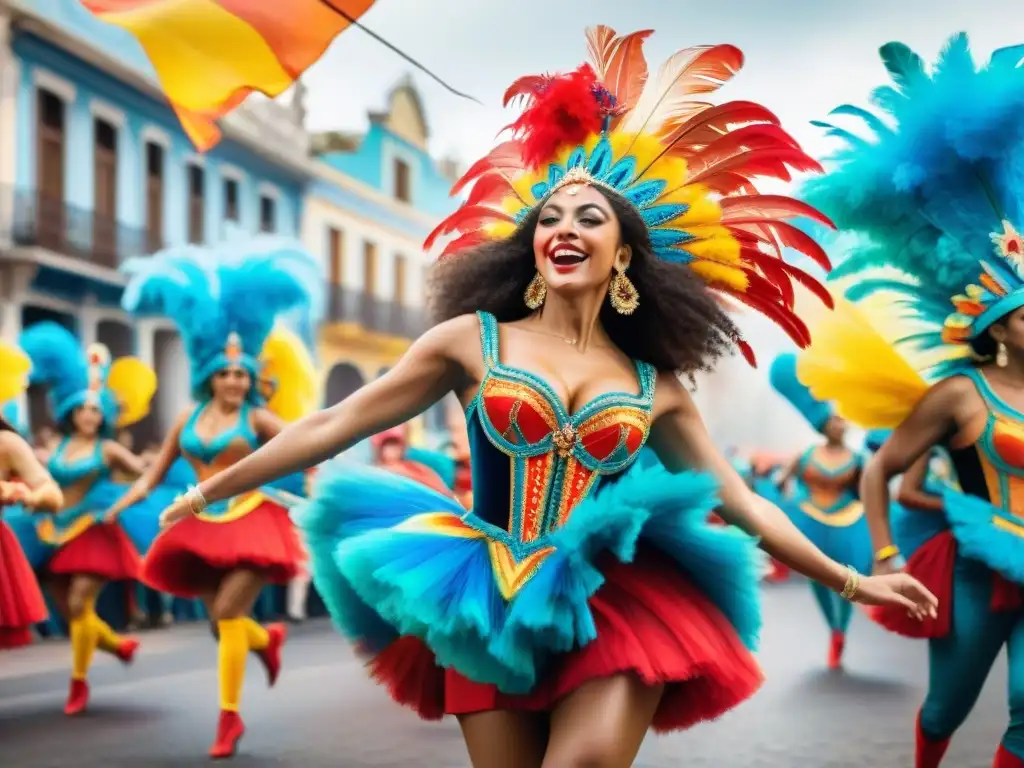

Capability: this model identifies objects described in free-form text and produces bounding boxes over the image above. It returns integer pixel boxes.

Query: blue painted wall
[13,32,304,255]
[318,123,455,219]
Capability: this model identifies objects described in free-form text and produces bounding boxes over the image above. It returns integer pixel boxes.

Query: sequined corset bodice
[48,438,107,489]
[465,312,656,555]
[179,403,259,481]
[797,447,861,511]
[950,369,1024,514]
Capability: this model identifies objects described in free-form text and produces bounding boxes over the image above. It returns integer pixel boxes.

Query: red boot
[209,710,245,759]
[916,715,950,768]
[828,630,845,669]
[256,623,287,687]
[114,637,140,665]
[995,745,1024,767]
[64,678,89,716]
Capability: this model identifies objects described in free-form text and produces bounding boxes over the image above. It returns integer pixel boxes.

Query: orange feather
[620,44,744,138]
[450,141,524,196]
[502,74,553,108]
[720,194,835,228]
[584,26,653,116]
[660,100,781,148]
[424,205,513,251]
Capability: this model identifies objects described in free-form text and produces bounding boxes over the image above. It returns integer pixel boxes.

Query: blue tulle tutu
[941,488,1024,584]
[293,459,762,695]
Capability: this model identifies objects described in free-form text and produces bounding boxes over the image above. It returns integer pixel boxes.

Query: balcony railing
[1,187,160,269]
[326,285,427,339]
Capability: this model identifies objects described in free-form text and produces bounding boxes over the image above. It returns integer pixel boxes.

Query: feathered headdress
[121,236,322,402]
[801,34,1024,378]
[769,352,833,433]
[258,323,320,422]
[425,25,836,364]
[19,322,157,435]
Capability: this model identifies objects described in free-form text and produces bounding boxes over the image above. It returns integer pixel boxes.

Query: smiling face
[532,184,626,297]
[990,307,1024,361]
[210,365,251,407]
[71,402,103,437]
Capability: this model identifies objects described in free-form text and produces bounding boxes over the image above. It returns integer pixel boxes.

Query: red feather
[720,195,835,228]
[686,147,822,185]
[742,252,794,307]
[585,26,654,116]
[511,65,604,169]
[450,141,524,197]
[660,100,781,148]
[465,173,517,207]
[700,171,757,196]
[503,74,553,108]
[724,288,811,347]
[729,220,833,271]
[736,338,757,367]
[438,231,490,260]
[423,205,513,251]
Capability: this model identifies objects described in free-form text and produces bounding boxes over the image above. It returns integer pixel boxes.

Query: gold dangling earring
[997,341,1009,368]
[524,272,547,310]
[609,265,639,315]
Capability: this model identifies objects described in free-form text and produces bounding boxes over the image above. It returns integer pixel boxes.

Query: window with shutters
[187,164,205,244]
[259,193,276,233]
[394,158,411,203]
[36,89,65,251]
[328,226,344,284]
[363,240,378,294]
[224,178,239,222]
[393,254,407,304]
[93,117,118,266]
[144,142,164,251]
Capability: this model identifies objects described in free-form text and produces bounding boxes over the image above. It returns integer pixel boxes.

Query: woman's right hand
[159,495,193,529]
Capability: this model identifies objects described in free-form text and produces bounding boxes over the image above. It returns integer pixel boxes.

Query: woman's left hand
[159,495,192,529]
[850,572,938,621]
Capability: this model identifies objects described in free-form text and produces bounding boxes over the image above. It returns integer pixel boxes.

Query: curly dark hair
[427,188,741,374]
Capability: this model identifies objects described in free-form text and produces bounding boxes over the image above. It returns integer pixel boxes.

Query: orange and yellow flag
[81,0,378,151]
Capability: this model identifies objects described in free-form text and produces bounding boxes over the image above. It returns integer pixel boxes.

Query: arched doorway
[21,306,76,437]
[323,362,364,407]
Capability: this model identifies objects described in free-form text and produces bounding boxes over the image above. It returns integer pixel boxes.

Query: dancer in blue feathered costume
[770,353,873,669]
[19,321,159,715]
[111,235,322,759]
[794,33,1024,767]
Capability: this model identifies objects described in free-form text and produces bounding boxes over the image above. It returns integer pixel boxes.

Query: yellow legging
[217,618,270,711]
[69,596,129,681]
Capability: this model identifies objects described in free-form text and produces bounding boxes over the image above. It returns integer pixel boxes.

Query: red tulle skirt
[142,500,303,597]
[47,522,141,581]
[0,520,48,649]
[370,548,764,731]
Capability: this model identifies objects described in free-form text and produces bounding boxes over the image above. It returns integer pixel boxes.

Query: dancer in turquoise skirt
[770,353,873,668]
[156,24,937,765]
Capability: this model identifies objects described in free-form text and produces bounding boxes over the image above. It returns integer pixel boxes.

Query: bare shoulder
[922,375,978,411]
[413,315,482,367]
[651,371,693,418]
[0,429,29,461]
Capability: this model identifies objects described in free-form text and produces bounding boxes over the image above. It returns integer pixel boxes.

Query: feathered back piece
[802,34,1024,377]
[0,339,30,406]
[258,324,320,423]
[121,236,322,402]
[769,352,833,433]
[19,322,157,434]
[425,25,836,364]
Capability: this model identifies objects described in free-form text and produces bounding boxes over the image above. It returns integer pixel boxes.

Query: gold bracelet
[874,544,900,563]
[185,485,208,516]
[840,566,861,600]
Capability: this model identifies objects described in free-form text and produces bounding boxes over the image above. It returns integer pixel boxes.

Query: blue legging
[920,555,1024,757]
[811,581,853,633]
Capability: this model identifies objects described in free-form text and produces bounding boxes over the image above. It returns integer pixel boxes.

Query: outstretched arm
[196,317,475,507]
[648,374,936,616]
[105,410,187,519]
[1,431,63,511]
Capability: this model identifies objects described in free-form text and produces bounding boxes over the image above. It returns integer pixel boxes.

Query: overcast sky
[300,0,1023,451]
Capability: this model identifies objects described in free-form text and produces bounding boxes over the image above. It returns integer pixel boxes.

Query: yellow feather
[797,298,929,428]
[485,220,516,239]
[679,227,742,263]
[260,325,319,423]
[689,261,747,289]
[107,357,157,427]
[0,341,30,404]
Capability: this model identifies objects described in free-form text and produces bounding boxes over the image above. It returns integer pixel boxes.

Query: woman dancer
[769,352,872,668]
[107,238,320,758]
[794,35,1024,766]
[156,25,936,765]
[19,322,157,713]
[0,340,62,649]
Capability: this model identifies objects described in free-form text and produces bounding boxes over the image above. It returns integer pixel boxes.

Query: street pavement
[0,579,1009,767]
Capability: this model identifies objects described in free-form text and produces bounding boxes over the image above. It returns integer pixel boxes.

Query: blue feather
[122,236,322,398]
[769,353,833,432]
